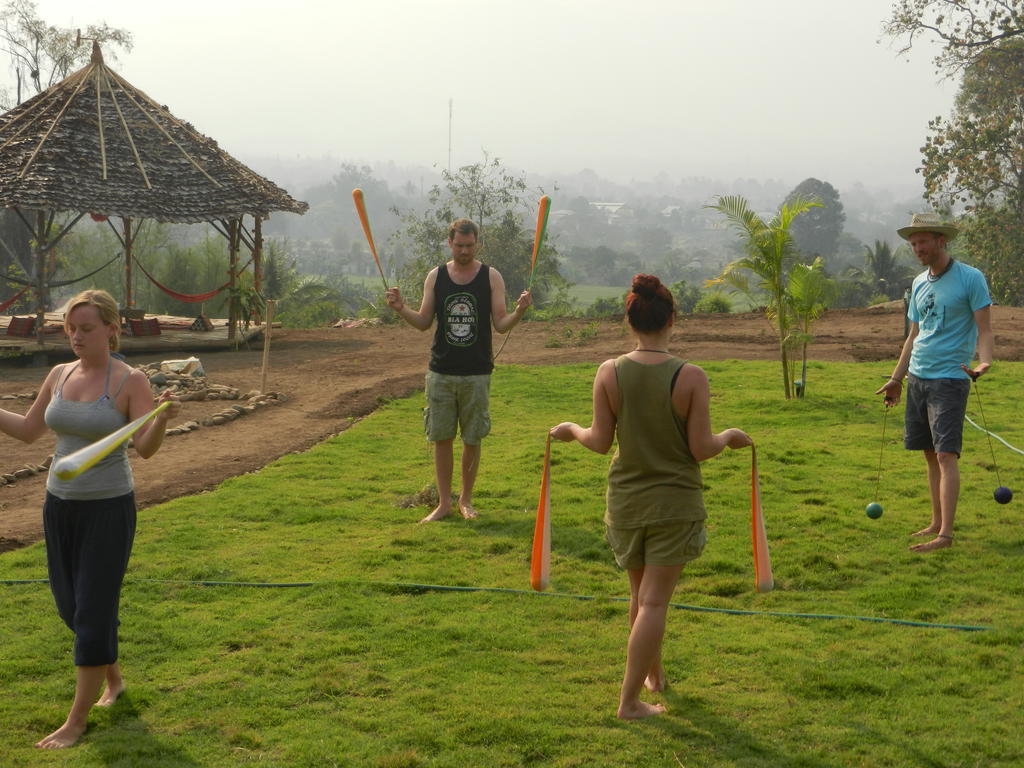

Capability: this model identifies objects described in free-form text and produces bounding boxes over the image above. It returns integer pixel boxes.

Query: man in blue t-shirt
[875,213,993,553]
[386,219,531,523]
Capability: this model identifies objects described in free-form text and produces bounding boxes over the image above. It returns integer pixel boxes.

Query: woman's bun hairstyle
[625,274,675,332]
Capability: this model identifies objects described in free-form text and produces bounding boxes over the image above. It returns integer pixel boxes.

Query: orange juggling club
[352,188,389,293]
[528,195,551,290]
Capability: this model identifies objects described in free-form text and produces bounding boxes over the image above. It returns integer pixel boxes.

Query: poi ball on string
[994,486,1013,505]
[865,502,883,519]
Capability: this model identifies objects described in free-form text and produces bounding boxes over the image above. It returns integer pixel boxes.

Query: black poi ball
[994,486,1013,505]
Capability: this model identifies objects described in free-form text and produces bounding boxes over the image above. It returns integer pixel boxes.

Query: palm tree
[706,194,820,398]
[863,240,915,300]
[787,258,838,397]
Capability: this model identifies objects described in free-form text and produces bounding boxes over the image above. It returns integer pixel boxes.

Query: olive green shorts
[605,520,707,570]
[423,371,491,445]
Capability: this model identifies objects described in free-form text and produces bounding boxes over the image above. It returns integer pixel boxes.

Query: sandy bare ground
[3,304,1023,554]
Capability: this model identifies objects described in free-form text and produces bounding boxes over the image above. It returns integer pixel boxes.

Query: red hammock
[133,255,228,303]
[0,286,29,313]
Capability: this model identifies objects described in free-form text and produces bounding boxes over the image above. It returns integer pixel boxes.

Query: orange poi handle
[530,434,552,591]
[751,444,774,593]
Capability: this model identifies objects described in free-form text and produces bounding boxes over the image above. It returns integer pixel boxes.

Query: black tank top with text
[430,263,493,375]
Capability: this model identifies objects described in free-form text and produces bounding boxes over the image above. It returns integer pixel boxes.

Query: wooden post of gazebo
[227,218,240,341]
[34,211,47,345]
[122,216,134,308]
[253,215,263,295]
[252,215,264,324]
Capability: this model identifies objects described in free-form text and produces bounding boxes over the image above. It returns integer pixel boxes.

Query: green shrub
[584,294,625,318]
[670,280,702,313]
[693,292,731,313]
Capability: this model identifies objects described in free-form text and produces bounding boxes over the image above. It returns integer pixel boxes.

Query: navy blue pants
[43,492,136,666]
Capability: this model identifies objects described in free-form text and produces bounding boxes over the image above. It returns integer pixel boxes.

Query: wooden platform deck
[1,313,265,362]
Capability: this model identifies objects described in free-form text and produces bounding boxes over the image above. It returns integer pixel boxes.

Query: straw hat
[897,213,959,241]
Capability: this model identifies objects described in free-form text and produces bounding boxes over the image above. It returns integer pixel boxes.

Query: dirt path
[4,304,1023,553]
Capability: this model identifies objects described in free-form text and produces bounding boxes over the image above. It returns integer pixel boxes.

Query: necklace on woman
[927,258,955,282]
[634,348,670,353]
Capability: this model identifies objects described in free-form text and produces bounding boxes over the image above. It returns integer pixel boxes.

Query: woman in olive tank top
[551,274,751,720]
[0,290,179,749]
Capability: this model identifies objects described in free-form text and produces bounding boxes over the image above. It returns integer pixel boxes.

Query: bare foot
[644,668,667,693]
[911,526,940,537]
[419,504,451,523]
[910,535,953,553]
[35,719,86,749]
[617,700,667,720]
[457,500,479,520]
[96,681,125,707]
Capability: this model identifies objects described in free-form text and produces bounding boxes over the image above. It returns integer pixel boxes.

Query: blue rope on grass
[0,577,990,631]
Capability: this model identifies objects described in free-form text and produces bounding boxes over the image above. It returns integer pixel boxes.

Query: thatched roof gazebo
[0,41,308,344]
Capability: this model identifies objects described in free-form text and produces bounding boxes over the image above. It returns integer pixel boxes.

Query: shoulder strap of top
[55,361,79,396]
[111,366,133,398]
[101,358,113,398]
[670,360,686,394]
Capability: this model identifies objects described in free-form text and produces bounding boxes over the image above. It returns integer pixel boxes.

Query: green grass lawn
[567,284,624,307]
[1,361,1022,767]
[342,273,383,289]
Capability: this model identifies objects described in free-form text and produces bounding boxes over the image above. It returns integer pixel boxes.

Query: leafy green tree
[444,154,529,238]
[564,244,639,286]
[707,194,820,399]
[670,280,702,313]
[393,154,562,308]
[636,225,672,256]
[304,165,395,232]
[786,258,838,397]
[0,203,31,305]
[477,209,562,298]
[884,0,1023,73]
[919,42,1024,303]
[272,275,373,327]
[861,240,916,300]
[833,270,876,309]
[886,3,1024,305]
[0,0,132,106]
[263,241,298,301]
[783,178,845,262]
[143,237,232,316]
[585,293,626,319]
[960,206,1024,304]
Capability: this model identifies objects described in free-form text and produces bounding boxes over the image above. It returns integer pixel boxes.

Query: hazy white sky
[22,0,956,191]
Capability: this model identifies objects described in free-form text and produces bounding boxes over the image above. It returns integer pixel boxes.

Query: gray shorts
[424,371,491,445]
[904,375,971,456]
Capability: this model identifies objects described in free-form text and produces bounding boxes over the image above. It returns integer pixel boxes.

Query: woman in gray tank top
[0,289,179,749]
[550,274,752,720]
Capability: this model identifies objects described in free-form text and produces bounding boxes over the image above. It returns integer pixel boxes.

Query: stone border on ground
[0,363,286,487]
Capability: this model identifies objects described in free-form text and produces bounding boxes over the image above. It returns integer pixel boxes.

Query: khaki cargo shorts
[605,520,707,570]
[424,371,491,445]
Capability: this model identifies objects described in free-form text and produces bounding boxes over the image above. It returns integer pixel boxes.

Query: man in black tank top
[386,218,532,522]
